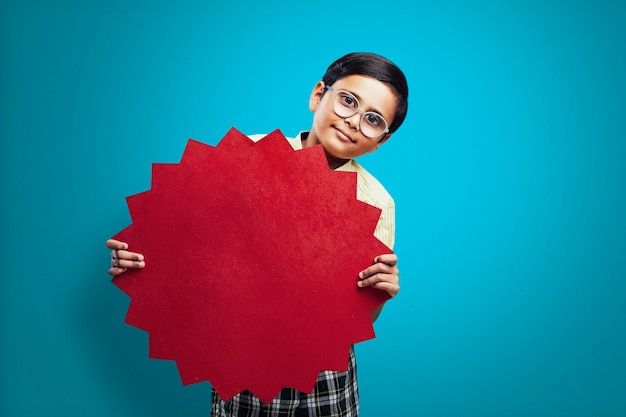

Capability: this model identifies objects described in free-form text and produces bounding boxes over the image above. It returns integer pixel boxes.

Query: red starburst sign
[112,128,391,403]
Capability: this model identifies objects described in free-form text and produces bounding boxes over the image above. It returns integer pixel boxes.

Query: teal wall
[1,1,625,416]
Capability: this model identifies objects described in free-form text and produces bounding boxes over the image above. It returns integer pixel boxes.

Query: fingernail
[138,262,145,268]
[357,281,363,287]
[359,272,364,279]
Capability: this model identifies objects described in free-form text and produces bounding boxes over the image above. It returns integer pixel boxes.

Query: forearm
[370,304,384,322]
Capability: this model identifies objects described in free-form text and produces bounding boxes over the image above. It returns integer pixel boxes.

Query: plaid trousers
[210,346,359,417]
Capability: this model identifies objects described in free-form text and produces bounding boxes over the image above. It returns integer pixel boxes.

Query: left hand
[357,253,400,298]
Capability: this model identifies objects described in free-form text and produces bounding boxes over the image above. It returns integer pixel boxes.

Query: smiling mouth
[334,126,355,143]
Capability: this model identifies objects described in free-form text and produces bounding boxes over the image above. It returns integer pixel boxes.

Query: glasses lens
[361,113,387,138]
[334,91,359,117]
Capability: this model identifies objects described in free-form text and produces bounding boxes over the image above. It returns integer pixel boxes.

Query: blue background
[1,1,625,416]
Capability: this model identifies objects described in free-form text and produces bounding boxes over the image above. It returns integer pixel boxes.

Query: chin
[326,147,356,163]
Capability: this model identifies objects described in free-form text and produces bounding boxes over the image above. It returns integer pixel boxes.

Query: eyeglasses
[325,85,390,139]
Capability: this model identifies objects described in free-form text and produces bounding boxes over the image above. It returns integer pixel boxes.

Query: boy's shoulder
[338,159,394,207]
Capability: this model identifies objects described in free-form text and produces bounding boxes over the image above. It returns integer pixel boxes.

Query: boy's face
[307,74,398,163]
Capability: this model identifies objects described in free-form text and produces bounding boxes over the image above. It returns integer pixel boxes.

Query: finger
[372,281,400,298]
[108,266,128,277]
[358,254,398,278]
[116,250,144,262]
[374,253,397,266]
[106,239,129,250]
[115,258,145,269]
[358,272,399,288]
[357,275,399,297]
[359,263,398,280]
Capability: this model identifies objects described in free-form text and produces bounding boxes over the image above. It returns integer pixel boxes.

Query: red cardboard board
[112,128,391,403]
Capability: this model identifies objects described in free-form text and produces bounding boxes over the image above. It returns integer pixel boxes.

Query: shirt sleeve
[374,197,395,250]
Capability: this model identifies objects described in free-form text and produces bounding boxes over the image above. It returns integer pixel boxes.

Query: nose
[344,110,363,132]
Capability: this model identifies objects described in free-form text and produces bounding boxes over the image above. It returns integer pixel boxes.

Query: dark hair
[322,52,409,134]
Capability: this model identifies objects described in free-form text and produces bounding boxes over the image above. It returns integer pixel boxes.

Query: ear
[308,81,326,112]
[370,133,392,153]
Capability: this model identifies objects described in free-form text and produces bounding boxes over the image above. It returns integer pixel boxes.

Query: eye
[338,92,357,108]
[364,113,384,127]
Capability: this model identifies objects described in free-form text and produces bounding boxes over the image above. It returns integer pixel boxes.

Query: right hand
[106,239,145,277]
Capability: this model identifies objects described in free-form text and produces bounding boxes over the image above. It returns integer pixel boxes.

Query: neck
[323,150,349,170]
[300,131,349,170]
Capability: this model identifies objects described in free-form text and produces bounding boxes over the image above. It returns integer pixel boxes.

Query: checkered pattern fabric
[210,346,359,417]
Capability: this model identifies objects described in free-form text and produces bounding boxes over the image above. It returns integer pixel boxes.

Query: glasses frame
[325,85,390,139]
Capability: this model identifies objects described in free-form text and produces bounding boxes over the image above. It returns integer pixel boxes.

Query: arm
[357,253,400,322]
[106,239,145,276]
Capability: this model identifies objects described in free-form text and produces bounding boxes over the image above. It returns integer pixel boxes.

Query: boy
[107,52,408,416]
